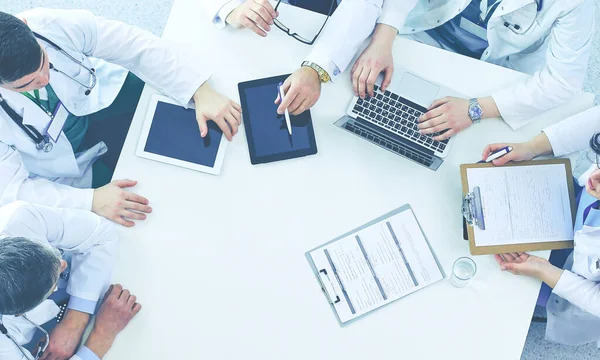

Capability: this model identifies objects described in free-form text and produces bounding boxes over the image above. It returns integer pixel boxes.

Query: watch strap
[468,98,482,124]
[302,61,331,83]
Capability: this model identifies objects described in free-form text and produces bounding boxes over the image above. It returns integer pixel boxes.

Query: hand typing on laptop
[351,24,397,99]
[417,96,501,141]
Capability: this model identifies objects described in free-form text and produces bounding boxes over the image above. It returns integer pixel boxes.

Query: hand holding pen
[481,143,538,166]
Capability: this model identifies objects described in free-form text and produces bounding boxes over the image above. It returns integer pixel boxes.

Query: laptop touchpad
[396,72,440,108]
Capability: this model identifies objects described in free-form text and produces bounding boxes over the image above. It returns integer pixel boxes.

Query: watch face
[469,106,482,120]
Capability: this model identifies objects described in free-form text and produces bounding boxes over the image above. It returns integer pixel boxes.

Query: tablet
[136,94,227,175]
[238,75,318,165]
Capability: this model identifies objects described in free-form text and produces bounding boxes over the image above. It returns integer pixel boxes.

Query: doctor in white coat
[202,0,385,116]
[482,106,600,346]
[0,9,242,227]
[0,201,140,360]
[351,0,595,141]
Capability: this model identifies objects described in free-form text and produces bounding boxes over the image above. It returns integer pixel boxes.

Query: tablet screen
[144,101,222,168]
[239,75,317,164]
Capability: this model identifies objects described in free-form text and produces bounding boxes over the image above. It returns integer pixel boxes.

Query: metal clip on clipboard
[317,269,341,304]
[462,186,486,231]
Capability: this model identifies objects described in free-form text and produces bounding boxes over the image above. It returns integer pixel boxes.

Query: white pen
[278,82,292,135]
[482,146,513,163]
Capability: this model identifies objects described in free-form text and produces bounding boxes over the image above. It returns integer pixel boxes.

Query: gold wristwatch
[301,61,331,83]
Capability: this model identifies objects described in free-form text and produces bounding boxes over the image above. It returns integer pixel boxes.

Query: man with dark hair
[0,201,140,359]
[0,13,42,84]
[0,8,242,228]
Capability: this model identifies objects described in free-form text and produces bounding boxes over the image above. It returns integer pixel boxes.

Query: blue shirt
[426,0,498,59]
[575,190,600,231]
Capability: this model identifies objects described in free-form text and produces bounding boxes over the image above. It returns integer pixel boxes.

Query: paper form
[309,209,444,324]
[466,164,574,247]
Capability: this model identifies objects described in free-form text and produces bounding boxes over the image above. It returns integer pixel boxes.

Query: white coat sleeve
[304,0,383,82]
[48,9,210,107]
[0,144,94,210]
[0,340,89,360]
[213,0,245,29]
[376,0,419,31]
[199,0,243,28]
[553,270,600,318]
[491,0,595,129]
[542,106,600,157]
[1,202,118,305]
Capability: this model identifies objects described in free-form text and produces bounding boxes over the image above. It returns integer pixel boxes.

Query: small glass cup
[451,257,477,288]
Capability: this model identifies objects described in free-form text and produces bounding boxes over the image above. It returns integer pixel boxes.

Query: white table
[106,1,595,359]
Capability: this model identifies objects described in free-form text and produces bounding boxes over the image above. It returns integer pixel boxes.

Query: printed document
[466,164,573,247]
[309,208,444,324]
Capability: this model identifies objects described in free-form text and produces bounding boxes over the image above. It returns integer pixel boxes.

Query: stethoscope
[0,32,98,153]
[0,94,53,152]
[501,0,543,34]
[480,0,543,34]
[33,32,97,96]
[0,315,49,360]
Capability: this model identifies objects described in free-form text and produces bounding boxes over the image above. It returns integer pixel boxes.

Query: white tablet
[136,94,227,175]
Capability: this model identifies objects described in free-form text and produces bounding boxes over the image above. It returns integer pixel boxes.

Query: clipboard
[305,205,445,327]
[460,159,576,255]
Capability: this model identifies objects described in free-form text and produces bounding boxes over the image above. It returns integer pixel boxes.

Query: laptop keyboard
[351,85,449,153]
[341,121,435,167]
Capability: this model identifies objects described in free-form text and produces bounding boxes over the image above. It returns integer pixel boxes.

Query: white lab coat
[379,0,595,129]
[541,106,600,345]
[203,0,384,82]
[0,8,209,211]
[0,201,118,359]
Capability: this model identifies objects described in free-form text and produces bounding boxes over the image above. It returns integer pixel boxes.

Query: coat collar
[0,89,53,131]
[490,0,538,17]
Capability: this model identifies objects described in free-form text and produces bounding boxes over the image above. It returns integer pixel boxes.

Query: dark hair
[0,237,61,315]
[590,133,600,156]
[0,12,42,85]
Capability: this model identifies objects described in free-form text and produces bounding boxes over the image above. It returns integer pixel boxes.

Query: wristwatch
[301,61,331,83]
[468,98,483,124]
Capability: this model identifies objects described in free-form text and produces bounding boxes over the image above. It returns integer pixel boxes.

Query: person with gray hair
[0,201,141,360]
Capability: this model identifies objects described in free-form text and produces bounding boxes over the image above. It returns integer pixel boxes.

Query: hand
[226,0,278,37]
[481,142,538,166]
[194,82,242,141]
[36,310,90,360]
[494,252,552,277]
[275,67,321,116]
[418,97,473,141]
[351,36,394,99]
[92,180,152,227]
[85,285,142,359]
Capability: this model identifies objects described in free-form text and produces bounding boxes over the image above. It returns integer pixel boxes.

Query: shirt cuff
[552,270,579,299]
[68,296,98,315]
[377,11,404,32]
[214,0,244,29]
[75,346,100,360]
[490,91,527,131]
[303,57,341,83]
[541,125,564,158]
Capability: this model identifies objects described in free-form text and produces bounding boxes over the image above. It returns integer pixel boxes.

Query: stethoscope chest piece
[36,136,53,153]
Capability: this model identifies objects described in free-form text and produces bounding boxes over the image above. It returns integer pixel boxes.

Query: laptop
[335,65,464,170]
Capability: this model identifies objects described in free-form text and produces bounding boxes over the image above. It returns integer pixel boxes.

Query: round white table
[106,1,595,359]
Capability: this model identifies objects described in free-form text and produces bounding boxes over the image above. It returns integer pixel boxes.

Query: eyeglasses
[273,0,336,45]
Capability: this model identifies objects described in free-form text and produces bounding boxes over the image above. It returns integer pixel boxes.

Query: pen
[277,82,292,135]
[478,146,513,163]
